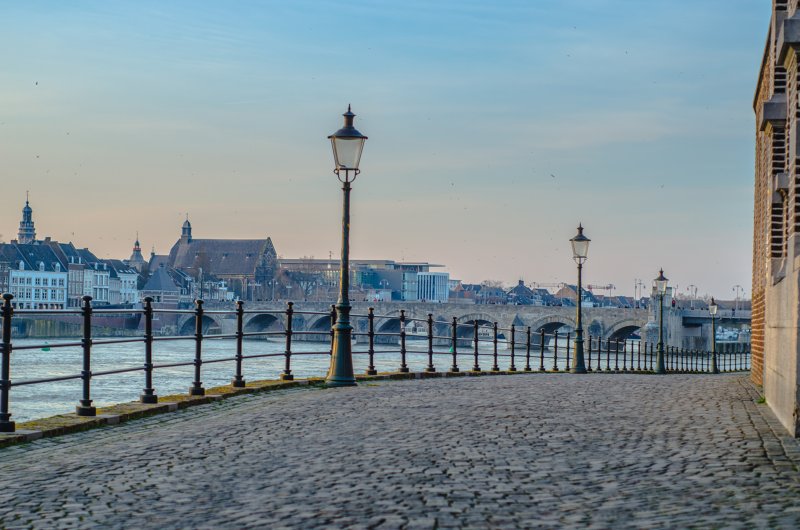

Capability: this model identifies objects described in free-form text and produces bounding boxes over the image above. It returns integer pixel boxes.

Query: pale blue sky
[0,1,766,298]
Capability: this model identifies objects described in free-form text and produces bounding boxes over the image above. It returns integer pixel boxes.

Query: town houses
[0,198,648,311]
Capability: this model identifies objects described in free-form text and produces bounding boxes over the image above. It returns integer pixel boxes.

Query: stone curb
[0,370,749,448]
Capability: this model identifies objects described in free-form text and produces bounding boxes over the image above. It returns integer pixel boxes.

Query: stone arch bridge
[174,301,649,347]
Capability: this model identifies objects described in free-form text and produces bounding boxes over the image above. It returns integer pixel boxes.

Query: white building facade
[417,272,450,303]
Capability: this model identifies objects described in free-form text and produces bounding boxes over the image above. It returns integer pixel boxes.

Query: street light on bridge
[326,105,368,388]
[654,269,669,374]
[570,224,590,374]
[709,297,719,374]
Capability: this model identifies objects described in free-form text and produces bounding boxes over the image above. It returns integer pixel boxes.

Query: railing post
[622,340,628,372]
[509,324,517,372]
[614,339,620,372]
[425,314,435,373]
[524,326,532,372]
[637,340,641,371]
[281,302,294,380]
[366,308,377,375]
[140,297,157,403]
[399,310,409,373]
[605,338,611,371]
[189,299,205,396]
[77,295,96,416]
[492,322,500,372]
[552,330,559,372]
[472,321,480,372]
[449,317,459,373]
[0,294,15,432]
[232,300,245,387]
[565,332,571,371]
[539,329,546,372]
[587,335,593,372]
[329,304,336,357]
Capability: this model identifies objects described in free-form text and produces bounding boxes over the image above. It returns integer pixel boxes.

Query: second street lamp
[326,105,368,388]
[709,297,719,374]
[654,268,669,374]
[570,224,590,374]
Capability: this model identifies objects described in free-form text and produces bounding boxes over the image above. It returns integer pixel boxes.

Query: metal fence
[0,295,751,433]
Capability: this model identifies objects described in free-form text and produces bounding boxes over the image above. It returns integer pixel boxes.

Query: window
[35,278,41,286]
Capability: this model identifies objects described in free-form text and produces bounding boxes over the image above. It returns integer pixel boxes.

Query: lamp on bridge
[709,297,719,374]
[654,269,669,374]
[326,105,368,388]
[570,224,590,374]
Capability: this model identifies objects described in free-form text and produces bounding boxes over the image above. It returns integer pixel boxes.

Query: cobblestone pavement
[0,374,799,529]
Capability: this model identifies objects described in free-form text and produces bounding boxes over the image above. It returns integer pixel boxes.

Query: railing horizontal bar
[92,365,146,377]
[242,331,285,337]
[13,341,84,350]
[11,373,83,386]
[151,336,196,342]
[291,310,332,316]
[240,352,291,360]
[88,309,143,315]
[13,310,83,316]
[292,331,334,336]
[201,356,238,365]
[91,337,146,346]
[152,309,195,314]
[202,310,235,315]
[151,361,196,369]
[240,310,285,315]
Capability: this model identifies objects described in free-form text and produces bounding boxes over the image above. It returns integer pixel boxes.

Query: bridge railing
[0,296,751,433]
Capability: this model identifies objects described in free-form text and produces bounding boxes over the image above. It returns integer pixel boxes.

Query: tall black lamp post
[570,224,590,373]
[326,105,367,388]
[709,297,719,374]
[654,268,669,374]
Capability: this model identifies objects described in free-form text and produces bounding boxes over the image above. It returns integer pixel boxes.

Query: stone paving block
[0,374,799,528]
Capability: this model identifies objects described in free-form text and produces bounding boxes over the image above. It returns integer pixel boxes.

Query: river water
[8,337,564,422]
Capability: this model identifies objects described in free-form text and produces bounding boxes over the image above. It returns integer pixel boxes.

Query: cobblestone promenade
[1,374,799,528]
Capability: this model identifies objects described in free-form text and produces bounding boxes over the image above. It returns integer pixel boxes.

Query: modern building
[753,2,800,436]
[416,272,450,303]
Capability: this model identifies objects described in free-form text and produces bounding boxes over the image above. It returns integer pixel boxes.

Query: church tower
[181,215,192,243]
[128,233,146,272]
[17,194,36,244]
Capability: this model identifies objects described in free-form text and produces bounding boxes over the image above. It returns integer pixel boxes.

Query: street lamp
[326,105,367,388]
[570,224,590,374]
[732,284,744,312]
[709,297,719,373]
[654,268,669,374]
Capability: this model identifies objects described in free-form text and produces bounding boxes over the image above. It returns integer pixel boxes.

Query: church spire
[17,192,36,244]
[181,214,193,243]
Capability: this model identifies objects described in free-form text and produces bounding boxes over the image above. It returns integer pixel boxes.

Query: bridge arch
[178,314,223,336]
[604,319,646,341]
[456,313,506,341]
[243,313,285,339]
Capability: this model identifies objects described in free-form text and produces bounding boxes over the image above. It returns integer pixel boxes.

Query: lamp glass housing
[570,224,590,262]
[654,269,668,295]
[709,298,718,316]
[330,136,366,170]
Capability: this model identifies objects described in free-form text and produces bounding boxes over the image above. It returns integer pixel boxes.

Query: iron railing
[0,295,752,433]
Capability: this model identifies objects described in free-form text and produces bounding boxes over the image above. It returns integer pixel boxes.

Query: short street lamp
[654,269,669,374]
[570,224,590,374]
[326,105,368,388]
[709,297,719,374]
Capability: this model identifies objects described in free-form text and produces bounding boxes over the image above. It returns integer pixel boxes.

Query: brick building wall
[754,1,800,435]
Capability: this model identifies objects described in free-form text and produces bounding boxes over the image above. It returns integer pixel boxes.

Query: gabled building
[103,259,140,305]
[7,243,67,310]
[166,218,278,301]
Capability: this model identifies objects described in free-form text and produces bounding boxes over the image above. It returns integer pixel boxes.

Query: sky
[0,0,767,299]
